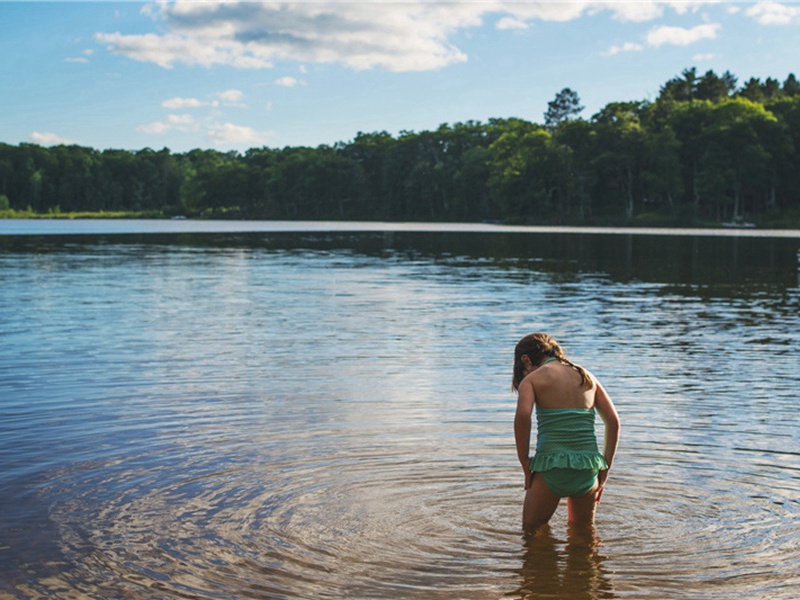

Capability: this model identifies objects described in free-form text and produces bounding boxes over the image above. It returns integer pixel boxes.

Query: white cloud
[138,114,197,135]
[167,114,196,127]
[215,89,244,104]
[138,121,170,135]
[604,1,665,22]
[161,91,243,109]
[646,23,721,47]
[65,48,95,64]
[275,76,304,87]
[208,122,270,147]
[30,131,76,146]
[667,1,713,16]
[693,52,716,61]
[162,96,206,109]
[606,16,721,59]
[96,2,468,72]
[605,41,645,56]
[496,17,529,31]
[95,1,722,73]
[500,2,589,24]
[745,2,800,25]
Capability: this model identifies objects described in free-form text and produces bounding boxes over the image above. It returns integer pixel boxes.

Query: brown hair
[512,333,591,391]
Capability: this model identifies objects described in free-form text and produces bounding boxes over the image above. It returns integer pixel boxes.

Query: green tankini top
[530,407,608,474]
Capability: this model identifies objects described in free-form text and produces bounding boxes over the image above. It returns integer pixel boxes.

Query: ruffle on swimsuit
[529,449,608,473]
[529,408,608,497]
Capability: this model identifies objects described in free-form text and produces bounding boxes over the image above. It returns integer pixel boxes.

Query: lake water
[1,220,798,599]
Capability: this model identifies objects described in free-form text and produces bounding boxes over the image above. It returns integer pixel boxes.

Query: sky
[2,1,800,153]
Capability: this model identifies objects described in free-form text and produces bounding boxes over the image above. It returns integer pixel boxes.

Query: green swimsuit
[530,407,608,498]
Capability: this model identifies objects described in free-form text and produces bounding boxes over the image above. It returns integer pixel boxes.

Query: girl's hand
[596,469,609,503]
[524,467,533,490]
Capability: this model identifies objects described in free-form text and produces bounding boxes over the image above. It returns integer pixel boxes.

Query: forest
[2,68,800,227]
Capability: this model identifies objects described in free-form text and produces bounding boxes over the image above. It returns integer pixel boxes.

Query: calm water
[1,221,799,599]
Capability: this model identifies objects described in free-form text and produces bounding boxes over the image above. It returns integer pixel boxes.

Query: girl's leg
[566,481,599,526]
[523,473,561,529]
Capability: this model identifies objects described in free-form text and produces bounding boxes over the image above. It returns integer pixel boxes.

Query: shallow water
[1,224,799,599]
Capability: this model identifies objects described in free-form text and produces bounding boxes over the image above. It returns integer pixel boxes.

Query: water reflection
[1,228,798,599]
[515,524,615,600]
[1,230,798,291]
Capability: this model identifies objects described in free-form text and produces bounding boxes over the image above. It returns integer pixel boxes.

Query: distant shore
[2,208,799,232]
[0,209,164,220]
[2,217,800,240]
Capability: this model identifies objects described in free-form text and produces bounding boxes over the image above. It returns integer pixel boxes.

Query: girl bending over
[513,333,620,529]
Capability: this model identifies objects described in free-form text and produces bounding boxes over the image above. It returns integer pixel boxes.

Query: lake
[1,220,798,599]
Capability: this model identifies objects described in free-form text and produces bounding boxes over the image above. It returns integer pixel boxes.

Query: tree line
[2,67,800,226]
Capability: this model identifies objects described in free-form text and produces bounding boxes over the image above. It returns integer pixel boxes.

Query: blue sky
[3,1,800,152]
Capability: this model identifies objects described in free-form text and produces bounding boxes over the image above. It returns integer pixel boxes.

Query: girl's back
[528,361,595,410]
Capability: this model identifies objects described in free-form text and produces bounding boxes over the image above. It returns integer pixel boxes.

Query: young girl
[513,333,620,529]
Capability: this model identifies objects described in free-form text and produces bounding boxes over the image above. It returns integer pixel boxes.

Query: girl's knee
[523,518,551,533]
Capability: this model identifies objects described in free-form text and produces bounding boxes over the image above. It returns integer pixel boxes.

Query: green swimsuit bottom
[530,407,608,498]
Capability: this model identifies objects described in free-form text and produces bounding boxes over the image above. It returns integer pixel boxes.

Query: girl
[513,333,620,529]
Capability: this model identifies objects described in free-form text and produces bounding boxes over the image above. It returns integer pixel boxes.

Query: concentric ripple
[1,229,798,599]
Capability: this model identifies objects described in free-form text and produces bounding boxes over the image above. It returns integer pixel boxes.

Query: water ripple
[1,230,799,599]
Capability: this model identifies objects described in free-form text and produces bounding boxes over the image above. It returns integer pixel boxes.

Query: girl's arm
[514,378,535,488]
[594,381,620,469]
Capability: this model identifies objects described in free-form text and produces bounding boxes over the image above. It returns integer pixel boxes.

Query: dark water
[1,222,798,599]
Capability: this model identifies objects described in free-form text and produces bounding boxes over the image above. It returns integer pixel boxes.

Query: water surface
[1,222,798,599]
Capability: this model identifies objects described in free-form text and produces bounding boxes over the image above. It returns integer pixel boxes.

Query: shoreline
[2,217,800,239]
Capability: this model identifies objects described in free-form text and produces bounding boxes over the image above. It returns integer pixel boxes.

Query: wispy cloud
[604,41,645,56]
[274,76,305,88]
[161,90,245,110]
[745,1,800,25]
[162,97,207,109]
[215,89,244,105]
[646,23,721,47]
[495,17,529,31]
[138,114,197,135]
[95,1,722,73]
[64,49,94,64]
[30,132,76,146]
[607,21,721,56]
[142,90,256,146]
[207,122,272,147]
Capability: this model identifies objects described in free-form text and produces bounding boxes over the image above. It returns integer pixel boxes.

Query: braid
[562,356,591,387]
[512,333,591,390]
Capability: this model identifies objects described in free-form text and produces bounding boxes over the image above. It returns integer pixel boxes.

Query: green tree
[591,102,647,219]
[660,68,699,102]
[783,73,800,96]
[551,119,596,221]
[488,119,559,221]
[695,99,789,221]
[544,88,584,129]
[696,70,737,102]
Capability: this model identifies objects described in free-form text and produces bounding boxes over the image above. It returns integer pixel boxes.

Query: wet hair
[512,333,591,391]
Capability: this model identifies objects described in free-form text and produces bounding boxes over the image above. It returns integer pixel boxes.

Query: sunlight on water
[1,225,798,599]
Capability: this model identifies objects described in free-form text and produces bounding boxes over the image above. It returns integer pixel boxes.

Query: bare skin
[515,356,620,529]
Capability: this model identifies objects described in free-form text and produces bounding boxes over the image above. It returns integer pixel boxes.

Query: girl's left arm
[514,378,535,486]
[594,381,620,470]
